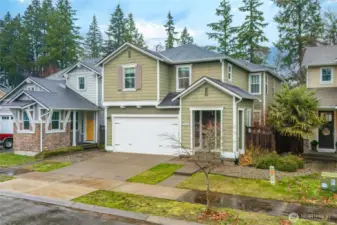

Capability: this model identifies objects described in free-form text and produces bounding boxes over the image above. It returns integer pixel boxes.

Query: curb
[0,190,203,225]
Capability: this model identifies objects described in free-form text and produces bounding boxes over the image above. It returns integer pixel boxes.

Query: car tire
[3,139,13,149]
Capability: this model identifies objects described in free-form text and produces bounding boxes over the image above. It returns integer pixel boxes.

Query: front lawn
[73,190,329,225]
[0,153,35,168]
[0,175,14,182]
[177,173,337,207]
[26,161,72,172]
[127,163,183,184]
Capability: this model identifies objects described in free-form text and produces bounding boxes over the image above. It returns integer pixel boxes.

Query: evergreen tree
[207,0,235,55]
[22,0,42,75]
[323,10,337,45]
[85,15,103,58]
[273,0,323,82]
[47,0,80,69]
[234,0,268,64]
[124,13,146,48]
[105,4,126,53]
[0,13,29,86]
[179,27,193,45]
[164,11,178,49]
[39,0,55,71]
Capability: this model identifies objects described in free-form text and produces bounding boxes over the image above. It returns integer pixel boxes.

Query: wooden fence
[245,126,303,153]
[245,126,275,150]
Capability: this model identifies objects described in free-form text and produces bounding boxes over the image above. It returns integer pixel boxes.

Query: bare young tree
[165,121,221,209]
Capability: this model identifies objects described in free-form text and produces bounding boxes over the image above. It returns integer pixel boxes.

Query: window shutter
[117,66,123,90]
[135,64,142,90]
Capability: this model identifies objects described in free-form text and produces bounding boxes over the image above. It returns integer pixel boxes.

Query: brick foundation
[13,123,71,155]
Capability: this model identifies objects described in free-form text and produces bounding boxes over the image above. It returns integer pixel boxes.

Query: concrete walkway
[0,171,189,201]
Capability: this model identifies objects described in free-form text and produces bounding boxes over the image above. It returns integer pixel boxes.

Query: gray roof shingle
[158,92,180,107]
[303,46,337,67]
[159,44,222,62]
[81,58,102,74]
[1,101,34,108]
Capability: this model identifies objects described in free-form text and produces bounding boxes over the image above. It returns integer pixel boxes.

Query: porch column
[72,110,76,146]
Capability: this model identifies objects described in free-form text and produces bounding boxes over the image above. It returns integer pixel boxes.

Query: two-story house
[303,45,337,153]
[0,58,103,156]
[98,43,282,158]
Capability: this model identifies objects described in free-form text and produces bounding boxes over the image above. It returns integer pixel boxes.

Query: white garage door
[113,116,179,155]
[0,115,13,134]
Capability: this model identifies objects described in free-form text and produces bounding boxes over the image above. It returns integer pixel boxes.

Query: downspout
[40,111,50,153]
[234,97,242,159]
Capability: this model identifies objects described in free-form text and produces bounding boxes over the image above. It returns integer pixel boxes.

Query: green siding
[181,83,234,153]
[160,62,169,100]
[104,47,158,101]
[106,107,178,146]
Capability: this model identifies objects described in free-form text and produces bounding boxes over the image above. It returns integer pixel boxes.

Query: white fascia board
[103,101,159,107]
[172,77,242,102]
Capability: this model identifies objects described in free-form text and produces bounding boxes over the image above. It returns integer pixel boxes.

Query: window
[228,63,232,82]
[253,110,261,127]
[23,112,30,130]
[176,65,191,91]
[320,68,333,83]
[249,74,261,94]
[78,77,85,90]
[124,67,136,89]
[265,74,268,95]
[246,109,252,127]
[51,111,60,130]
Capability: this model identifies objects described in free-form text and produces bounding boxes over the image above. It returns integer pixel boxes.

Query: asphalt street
[0,196,140,225]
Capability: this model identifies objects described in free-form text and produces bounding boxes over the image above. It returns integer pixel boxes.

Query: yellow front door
[86,112,94,141]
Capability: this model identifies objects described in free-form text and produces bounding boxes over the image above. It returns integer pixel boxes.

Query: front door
[319,111,334,149]
[86,112,95,141]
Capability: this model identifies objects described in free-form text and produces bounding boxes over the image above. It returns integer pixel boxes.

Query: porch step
[81,143,98,150]
[303,152,337,162]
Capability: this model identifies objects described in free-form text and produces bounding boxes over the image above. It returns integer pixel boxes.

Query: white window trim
[320,67,334,84]
[247,109,252,127]
[228,63,232,82]
[77,76,86,91]
[249,73,262,95]
[122,64,137,91]
[51,111,62,131]
[22,111,31,131]
[176,64,192,92]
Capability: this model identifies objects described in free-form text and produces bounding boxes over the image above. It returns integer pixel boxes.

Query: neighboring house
[0,85,13,134]
[303,45,337,153]
[97,43,282,158]
[0,58,103,156]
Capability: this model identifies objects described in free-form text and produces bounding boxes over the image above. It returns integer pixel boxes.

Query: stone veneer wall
[13,123,71,156]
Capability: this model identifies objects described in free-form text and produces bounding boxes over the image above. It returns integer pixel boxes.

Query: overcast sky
[2,0,337,50]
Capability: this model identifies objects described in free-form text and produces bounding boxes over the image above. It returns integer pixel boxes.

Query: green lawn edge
[0,153,35,168]
[177,173,337,208]
[127,163,183,185]
[0,175,14,182]
[73,190,330,225]
[26,161,72,172]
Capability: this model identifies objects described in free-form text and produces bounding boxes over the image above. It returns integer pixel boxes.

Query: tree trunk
[204,171,210,209]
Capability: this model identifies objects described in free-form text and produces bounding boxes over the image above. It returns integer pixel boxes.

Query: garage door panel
[113,116,179,155]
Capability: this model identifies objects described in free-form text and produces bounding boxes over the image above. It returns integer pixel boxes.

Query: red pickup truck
[0,134,13,149]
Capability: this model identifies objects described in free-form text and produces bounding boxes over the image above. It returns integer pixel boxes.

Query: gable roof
[97,42,282,80]
[302,46,337,67]
[172,76,260,102]
[63,57,102,76]
[157,92,180,108]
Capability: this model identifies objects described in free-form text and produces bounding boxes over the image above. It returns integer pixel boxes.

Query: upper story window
[78,76,85,90]
[124,66,136,90]
[320,67,333,84]
[176,65,192,91]
[51,111,60,130]
[228,63,232,82]
[249,74,261,95]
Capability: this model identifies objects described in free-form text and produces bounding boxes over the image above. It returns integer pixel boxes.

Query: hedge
[35,146,84,159]
[254,153,304,172]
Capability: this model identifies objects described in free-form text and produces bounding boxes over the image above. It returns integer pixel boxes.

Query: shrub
[254,153,303,172]
[239,145,272,166]
[35,146,84,159]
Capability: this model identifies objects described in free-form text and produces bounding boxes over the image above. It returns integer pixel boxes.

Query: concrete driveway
[47,152,173,181]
